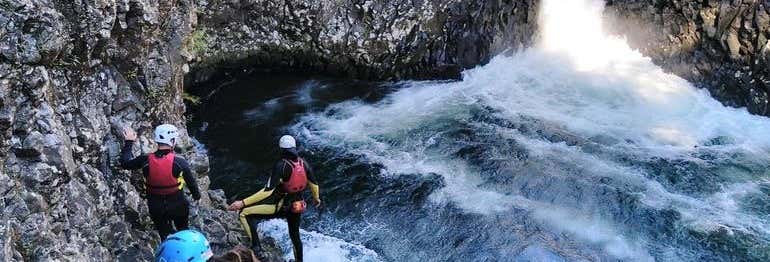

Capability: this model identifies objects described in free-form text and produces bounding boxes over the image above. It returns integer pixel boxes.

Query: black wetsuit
[239,149,320,262]
[120,140,201,240]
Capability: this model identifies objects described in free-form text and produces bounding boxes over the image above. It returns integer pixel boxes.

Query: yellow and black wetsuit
[239,150,320,262]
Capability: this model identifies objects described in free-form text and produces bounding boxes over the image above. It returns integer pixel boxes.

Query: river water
[189,0,770,261]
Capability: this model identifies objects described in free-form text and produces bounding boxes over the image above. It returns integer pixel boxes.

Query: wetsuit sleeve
[175,157,201,201]
[242,161,285,206]
[120,140,147,170]
[304,159,320,201]
[242,188,273,206]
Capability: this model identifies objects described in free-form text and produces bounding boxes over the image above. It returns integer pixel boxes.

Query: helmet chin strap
[158,141,175,150]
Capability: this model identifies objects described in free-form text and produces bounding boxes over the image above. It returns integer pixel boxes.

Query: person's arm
[120,140,147,170]
[175,157,201,201]
[242,161,285,205]
[120,127,146,170]
[304,159,321,206]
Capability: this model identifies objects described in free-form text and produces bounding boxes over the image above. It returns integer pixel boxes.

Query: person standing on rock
[227,135,322,262]
[121,124,202,240]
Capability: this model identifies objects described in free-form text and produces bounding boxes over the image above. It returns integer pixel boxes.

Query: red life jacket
[282,158,307,193]
[147,152,180,195]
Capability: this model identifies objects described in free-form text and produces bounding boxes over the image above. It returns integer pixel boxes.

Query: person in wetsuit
[227,135,321,262]
[120,124,201,240]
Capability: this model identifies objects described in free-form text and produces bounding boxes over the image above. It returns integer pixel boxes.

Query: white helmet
[279,135,296,149]
[154,124,179,146]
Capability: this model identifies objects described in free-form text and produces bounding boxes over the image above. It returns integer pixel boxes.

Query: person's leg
[238,204,278,247]
[245,215,265,249]
[147,198,173,240]
[149,213,174,240]
[170,194,190,232]
[286,212,302,262]
[243,214,279,258]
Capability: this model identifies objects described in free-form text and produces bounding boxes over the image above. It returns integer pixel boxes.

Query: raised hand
[123,127,137,141]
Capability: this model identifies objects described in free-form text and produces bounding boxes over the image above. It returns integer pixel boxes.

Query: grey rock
[21,191,48,214]
[20,131,45,157]
[0,221,14,262]
[762,39,770,68]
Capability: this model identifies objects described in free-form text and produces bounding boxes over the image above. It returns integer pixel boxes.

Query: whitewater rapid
[284,0,770,260]
[259,220,384,262]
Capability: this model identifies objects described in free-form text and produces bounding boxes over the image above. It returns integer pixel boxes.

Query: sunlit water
[191,0,770,261]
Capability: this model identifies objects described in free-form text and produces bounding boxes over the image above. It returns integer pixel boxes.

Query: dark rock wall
[604,0,770,115]
[188,0,539,82]
[0,0,248,260]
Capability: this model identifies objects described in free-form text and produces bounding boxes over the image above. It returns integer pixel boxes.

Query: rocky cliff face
[0,0,251,260]
[188,0,539,82]
[604,0,770,115]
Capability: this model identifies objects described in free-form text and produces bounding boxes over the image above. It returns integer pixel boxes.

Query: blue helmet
[155,230,213,262]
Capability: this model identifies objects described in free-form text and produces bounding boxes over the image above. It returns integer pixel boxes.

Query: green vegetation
[144,86,168,103]
[124,67,139,81]
[183,92,201,105]
[190,29,210,56]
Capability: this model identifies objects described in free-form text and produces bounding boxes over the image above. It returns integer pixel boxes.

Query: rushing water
[190,0,770,261]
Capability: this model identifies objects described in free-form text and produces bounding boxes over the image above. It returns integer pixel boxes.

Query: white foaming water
[295,80,322,105]
[259,219,384,262]
[533,207,653,261]
[244,97,282,120]
[293,0,770,260]
[535,0,770,151]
